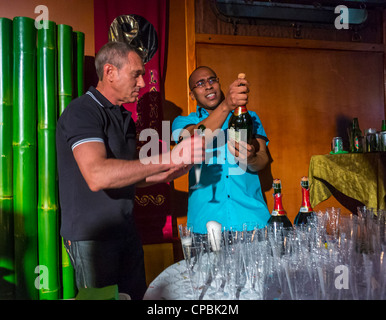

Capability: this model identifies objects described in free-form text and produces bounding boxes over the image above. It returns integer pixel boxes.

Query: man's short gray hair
[95,41,143,80]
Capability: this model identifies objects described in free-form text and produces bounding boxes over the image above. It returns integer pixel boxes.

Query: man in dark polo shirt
[56,42,204,299]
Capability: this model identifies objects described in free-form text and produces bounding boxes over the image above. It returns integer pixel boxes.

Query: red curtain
[94,0,173,244]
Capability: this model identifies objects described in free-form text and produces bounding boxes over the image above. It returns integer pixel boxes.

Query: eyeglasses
[191,77,219,90]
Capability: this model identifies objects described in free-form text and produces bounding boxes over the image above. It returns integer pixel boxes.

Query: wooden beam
[185,0,196,114]
[196,33,384,53]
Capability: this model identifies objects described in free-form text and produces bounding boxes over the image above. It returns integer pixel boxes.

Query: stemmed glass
[190,125,205,190]
[179,224,194,278]
[190,164,203,190]
[185,244,205,300]
[241,223,260,299]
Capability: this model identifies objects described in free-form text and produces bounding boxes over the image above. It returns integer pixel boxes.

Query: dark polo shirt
[56,86,137,241]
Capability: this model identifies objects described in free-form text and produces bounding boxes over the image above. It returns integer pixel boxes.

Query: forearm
[86,155,173,191]
[196,103,229,132]
[246,150,269,172]
[229,138,269,173]
[74,135,204,192]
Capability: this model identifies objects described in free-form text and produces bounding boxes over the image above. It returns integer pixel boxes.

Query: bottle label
[354,136,360,151]
[271,210,286,216]
[299,206,312,213]
[272,193,286,216]
[228,127,241,142]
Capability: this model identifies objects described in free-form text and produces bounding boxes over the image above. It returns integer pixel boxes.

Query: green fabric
[75,285,119,300]
[309,153,386,210]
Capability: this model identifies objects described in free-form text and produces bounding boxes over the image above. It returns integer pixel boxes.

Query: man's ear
[189,91,196,101]
[104,64,116,82]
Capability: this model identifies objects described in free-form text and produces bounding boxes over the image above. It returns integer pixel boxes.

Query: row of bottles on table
[267,176,314,229]
[348,118,386,153]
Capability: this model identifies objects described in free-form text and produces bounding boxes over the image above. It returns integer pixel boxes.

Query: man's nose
[137,75,146,88]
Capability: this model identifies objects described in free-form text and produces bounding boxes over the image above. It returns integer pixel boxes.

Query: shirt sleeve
[171,114,198,143]
[59,98,106,151]
[249,111,269,145]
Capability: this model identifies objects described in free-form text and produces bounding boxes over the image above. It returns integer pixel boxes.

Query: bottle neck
[300,187,313,213]
[272,192,287,216]
[234,106,248,116]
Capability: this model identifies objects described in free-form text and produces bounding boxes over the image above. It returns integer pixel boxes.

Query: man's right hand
[223,77,250,112]
[171,133,205,166]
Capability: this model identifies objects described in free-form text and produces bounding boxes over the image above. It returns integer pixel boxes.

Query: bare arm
[182,77,250,139]
[73,135,204,192]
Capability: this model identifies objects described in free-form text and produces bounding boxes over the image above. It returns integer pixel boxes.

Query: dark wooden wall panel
[196,43,385,220]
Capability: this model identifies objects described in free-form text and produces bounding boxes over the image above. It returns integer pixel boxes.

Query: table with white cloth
[144,261,194,300]
[144,260,273,300]
[144,249,296,301]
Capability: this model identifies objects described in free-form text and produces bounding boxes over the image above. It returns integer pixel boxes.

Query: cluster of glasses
[178,206,386,300]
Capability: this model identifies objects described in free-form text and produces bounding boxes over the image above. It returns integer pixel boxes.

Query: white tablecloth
[144,261,195,300]
[143,259,273,300]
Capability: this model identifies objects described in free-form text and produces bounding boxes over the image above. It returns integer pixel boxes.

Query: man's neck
[96,81,120,106]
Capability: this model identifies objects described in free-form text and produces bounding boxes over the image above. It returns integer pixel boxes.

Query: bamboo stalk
[12,16,38,300]
[37,20,60,300]
[0,17,15,300]
[61,238,76,299]
[57,24,73,115]
[75,31,85,97]
[58,24,77,299]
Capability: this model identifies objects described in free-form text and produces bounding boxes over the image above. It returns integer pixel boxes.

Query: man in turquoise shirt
[172,66,270,234]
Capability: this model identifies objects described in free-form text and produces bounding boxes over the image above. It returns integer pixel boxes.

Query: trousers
[63,234,147,300]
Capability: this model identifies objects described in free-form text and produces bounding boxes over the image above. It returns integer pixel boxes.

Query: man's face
[189,67,222,111]
[112,51,146,105]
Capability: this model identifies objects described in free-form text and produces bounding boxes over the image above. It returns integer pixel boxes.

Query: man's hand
[144,164,193,185]
[222,77,250,113]
[171,133,205,166]
[228,138,268,172]
[228,139,256,162]
[140,134,205,187]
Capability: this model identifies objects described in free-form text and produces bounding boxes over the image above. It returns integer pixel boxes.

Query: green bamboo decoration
[37,20,60,300]
[57,24,73,114]
[58,24,77,299]
[12,16,38,300]
[61,238,76,299]
[0,17,15,300]
[75,31,85,97]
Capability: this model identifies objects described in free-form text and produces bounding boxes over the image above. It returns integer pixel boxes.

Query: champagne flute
[190,125,205,190]
[179,224,193,277]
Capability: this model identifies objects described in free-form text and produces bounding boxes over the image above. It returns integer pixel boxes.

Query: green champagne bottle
[380,120,386,151]
[228,73,253,144]
[350,117,363,153]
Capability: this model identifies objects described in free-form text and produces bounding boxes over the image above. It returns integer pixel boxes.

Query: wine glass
[190,164,203,190]
[190,126,205,190]
[179,224,193,277]
[184,244,205,300]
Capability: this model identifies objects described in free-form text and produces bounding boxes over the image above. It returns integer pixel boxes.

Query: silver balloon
[109,14,158,64]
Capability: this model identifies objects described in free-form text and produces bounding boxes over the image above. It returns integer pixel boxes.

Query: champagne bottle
[350,117,363,153]
[197,124,205,136]
[267,179,293,229]
[228,73,253,144]
[294,176,314,225]
[380,120,386,152]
